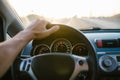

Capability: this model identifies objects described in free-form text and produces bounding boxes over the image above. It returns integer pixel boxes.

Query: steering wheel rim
[18,24,97,80]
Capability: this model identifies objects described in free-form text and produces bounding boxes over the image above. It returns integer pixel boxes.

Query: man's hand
[25,19,59,40]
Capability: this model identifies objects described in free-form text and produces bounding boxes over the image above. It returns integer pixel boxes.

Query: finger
[38,20,50,29]
[47,25,60,35]
[34,25,59,39]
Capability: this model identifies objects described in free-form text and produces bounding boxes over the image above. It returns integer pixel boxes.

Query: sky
[9,0,120,18]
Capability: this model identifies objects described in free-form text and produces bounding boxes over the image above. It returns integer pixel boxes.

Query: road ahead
[81,18,120,29]
[22,15,120,30]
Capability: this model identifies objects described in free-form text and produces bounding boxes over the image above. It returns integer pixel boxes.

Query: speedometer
[51,38,72,53]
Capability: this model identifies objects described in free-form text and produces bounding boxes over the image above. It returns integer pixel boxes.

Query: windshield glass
[8,0,120,30]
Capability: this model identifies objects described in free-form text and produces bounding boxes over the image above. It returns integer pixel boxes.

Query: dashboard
[21,29,120,80]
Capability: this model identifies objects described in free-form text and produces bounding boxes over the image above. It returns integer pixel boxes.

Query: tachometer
[33,44,50,55]
[51,38,72,53]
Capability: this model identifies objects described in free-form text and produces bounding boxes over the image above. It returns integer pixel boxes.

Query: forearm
[0,30,33,78]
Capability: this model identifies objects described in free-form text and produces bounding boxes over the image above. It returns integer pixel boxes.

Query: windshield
[8,0,120,30]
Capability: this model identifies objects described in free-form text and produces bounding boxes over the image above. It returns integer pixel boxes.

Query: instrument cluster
[32,38,88,56]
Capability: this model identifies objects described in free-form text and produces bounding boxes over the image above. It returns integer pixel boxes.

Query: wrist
[15,30,34,42]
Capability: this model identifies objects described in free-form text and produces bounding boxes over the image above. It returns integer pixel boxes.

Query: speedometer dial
[51,38,72,53]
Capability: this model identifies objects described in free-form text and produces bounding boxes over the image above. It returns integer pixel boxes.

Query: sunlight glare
[9,0,120,18]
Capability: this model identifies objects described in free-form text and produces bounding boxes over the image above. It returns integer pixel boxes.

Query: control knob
[102,58,113,68]
[99,55,117,72]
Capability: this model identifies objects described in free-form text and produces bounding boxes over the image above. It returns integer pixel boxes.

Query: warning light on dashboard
[96,40,103,48]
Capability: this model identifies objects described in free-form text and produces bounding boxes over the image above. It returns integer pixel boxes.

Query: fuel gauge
[72,43,88,56]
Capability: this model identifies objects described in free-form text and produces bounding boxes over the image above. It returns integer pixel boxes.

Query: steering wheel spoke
[20,58,37,80]
[70,55,88,80]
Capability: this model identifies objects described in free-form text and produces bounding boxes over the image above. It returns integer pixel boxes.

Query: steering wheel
[18,24,97,80]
